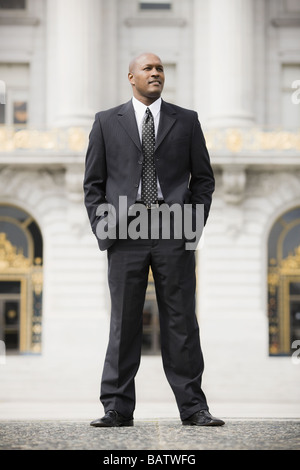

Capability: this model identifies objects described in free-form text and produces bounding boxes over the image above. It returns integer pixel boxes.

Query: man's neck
[132,96,161,108]
[132,95,161,107]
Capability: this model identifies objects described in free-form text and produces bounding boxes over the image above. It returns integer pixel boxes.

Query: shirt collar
[132,96,162,119]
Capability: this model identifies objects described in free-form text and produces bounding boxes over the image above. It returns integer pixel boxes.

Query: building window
[0,63,29,126]
[281,64,300,129]
[140,2,171,10]
[0,205,43,354]
[13,101,27,125]
[268,207,300,355]
[142,269,160,355]
[0,103,4,124]
[0,282,20,350]
[0,0,26,9]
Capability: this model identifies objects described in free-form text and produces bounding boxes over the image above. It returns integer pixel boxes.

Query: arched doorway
[0,204,43,354]
[268,207,300,356]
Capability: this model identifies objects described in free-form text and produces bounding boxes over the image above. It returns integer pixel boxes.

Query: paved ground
[1,418,299,451]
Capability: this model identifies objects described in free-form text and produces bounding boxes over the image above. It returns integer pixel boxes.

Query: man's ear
[128,72,135,85]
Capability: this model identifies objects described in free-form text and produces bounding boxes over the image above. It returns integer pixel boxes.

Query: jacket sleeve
[189,114,215,225]
[83,114,107,235]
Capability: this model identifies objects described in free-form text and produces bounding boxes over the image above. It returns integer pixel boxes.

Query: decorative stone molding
[0,126,299,155]
[246,171,300,199]
[0,126,87,153]
[222,204,245,238]
[222,167,247,205]
[205,128,300,153]
[217,166,247,237]
[65,165,85,204]
[64,164,88,236]
[0,167,61,198]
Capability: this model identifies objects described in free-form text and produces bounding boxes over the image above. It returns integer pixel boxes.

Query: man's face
[128,54,165,105]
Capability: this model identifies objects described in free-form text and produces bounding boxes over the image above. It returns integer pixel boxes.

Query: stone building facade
[0,0,299,418]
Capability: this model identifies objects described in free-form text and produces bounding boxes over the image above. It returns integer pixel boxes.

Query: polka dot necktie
[141,108,158,207]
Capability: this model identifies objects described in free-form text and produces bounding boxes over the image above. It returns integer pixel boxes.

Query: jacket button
[135,184,139,188]
[138,160,142,164]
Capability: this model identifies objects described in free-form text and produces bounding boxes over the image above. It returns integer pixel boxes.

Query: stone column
[208,0,255,128]
[46,0,102,128]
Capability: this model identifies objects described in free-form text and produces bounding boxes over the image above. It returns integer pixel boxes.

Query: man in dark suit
[84,52,224,427]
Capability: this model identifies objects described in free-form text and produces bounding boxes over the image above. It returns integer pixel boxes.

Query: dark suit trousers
[100,215,208,421]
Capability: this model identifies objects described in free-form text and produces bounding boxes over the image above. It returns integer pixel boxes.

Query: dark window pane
[142,333,152,351]
[268,220,282,263]
[0,0,25,9]
[5,301,19,325]
[27,221,43,261]
[142,299,160,355]
[282,224,300,259]
[1,298,20,351]
[0,104,5,124]
[0,222,28,257]
[13,101,27,124]
[290,283,300,295]
[281,207,300,224]
[0,282,20,294]
[140,2,171,10]
[4,332,19,349]
[0,205,29,222]
[290,300,300,347]
[0,205,43,262]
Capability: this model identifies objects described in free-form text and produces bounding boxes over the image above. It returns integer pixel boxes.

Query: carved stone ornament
[222,167,247,204]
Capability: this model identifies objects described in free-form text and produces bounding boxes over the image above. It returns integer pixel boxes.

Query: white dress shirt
[132,96,163,200]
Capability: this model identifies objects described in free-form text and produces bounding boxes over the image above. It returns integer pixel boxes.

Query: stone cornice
[0,16,40,26]
[271,16,300,27]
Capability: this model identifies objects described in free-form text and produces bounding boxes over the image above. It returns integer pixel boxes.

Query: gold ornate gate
[268,208,300,356]
[0,208,43,354]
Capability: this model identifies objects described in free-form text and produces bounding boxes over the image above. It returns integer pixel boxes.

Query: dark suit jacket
[83,99,215,251]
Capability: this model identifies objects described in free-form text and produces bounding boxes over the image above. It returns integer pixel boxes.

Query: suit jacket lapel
[117,99,177,151]
[117,100,142,151]
[156,100,177,150]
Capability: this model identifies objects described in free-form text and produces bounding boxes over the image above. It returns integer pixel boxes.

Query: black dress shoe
[90,410,134,427]
[182,409,225,426]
